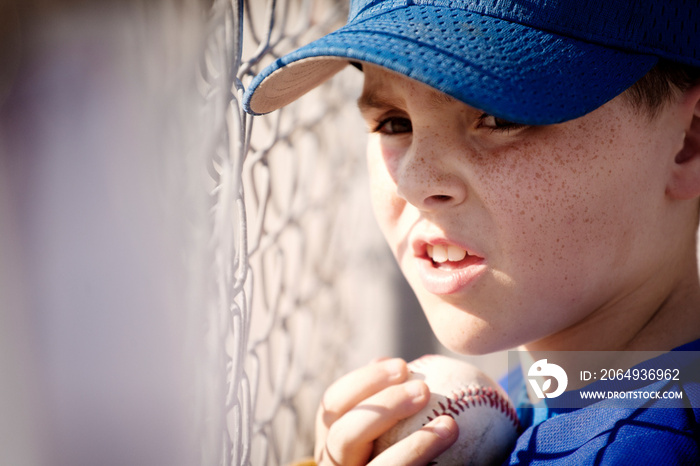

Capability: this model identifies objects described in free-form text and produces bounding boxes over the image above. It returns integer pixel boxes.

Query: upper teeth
[427,244,467,263]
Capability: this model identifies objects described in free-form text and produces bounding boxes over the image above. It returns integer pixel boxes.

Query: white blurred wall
[0,4,206,465]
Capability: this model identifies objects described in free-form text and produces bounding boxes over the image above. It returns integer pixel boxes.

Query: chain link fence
[217,1,373,463]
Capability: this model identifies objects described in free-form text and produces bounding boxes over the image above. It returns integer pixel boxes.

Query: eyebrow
[356,86,457,115]
[356,89,398,115]
[428,90,458,108]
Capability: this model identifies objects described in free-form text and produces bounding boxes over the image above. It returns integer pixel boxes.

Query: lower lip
[417,256,486,295]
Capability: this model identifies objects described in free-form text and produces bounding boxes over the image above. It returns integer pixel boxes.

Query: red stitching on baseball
[423,385,520,431]
[446,397,460,416]
[407,356,520,431]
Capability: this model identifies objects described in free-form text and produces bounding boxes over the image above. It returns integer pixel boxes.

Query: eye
[478,114,525,132]
[373,117,412,135]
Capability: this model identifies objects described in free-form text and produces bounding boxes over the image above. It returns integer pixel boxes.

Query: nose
[391,138,468,211]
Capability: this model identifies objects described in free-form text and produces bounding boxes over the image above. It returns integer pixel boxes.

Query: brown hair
[625,59,700,118]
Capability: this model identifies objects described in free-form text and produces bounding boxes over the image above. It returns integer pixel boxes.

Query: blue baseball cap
[243,0,700,125]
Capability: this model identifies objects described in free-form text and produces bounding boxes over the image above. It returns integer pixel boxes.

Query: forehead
[357,64,458,113]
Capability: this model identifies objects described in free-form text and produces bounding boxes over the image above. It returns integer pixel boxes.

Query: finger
[317,358,408,431]
[315,358,408,462]
[323,379,430,466]
[370,415,459,466]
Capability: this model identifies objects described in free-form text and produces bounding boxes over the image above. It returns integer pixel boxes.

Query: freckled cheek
[475,160,582,243]
[479,156,628,278]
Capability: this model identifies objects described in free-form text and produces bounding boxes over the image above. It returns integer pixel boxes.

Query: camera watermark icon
[528,359,568,399]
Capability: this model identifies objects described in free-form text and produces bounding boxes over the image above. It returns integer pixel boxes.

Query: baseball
[372,355,519,466]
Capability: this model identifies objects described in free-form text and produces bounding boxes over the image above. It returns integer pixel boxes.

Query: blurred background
[0,1,505,465]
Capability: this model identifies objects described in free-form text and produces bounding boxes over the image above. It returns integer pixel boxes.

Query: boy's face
[359,64,689,354]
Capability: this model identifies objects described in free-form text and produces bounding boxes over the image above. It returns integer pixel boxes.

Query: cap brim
[244,4,657,125]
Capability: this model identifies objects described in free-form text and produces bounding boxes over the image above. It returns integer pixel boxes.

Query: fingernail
[404,380,426,400]
[433,417,456,439]
[384,358,405,380]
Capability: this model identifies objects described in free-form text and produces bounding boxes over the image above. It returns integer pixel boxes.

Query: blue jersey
[504,340,700,465]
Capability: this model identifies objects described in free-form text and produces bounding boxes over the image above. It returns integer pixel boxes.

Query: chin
[439,334,511,356]
[424,307,518,356]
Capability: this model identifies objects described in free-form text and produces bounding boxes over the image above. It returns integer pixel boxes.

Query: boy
[245,0,700,464]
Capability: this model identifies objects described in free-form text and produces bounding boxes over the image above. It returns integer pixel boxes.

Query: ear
[667,85,700,200]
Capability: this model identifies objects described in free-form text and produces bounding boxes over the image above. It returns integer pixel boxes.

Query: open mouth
[426,244,476,270]
[417,241,486,295]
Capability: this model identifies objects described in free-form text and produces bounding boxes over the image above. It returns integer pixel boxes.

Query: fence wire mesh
[200,1,373,464]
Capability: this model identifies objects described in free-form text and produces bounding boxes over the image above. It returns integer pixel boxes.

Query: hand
[315,358,459,466]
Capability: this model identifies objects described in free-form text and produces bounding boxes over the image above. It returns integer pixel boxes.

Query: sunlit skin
[313,64,700,465]
[360,64,700,356]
